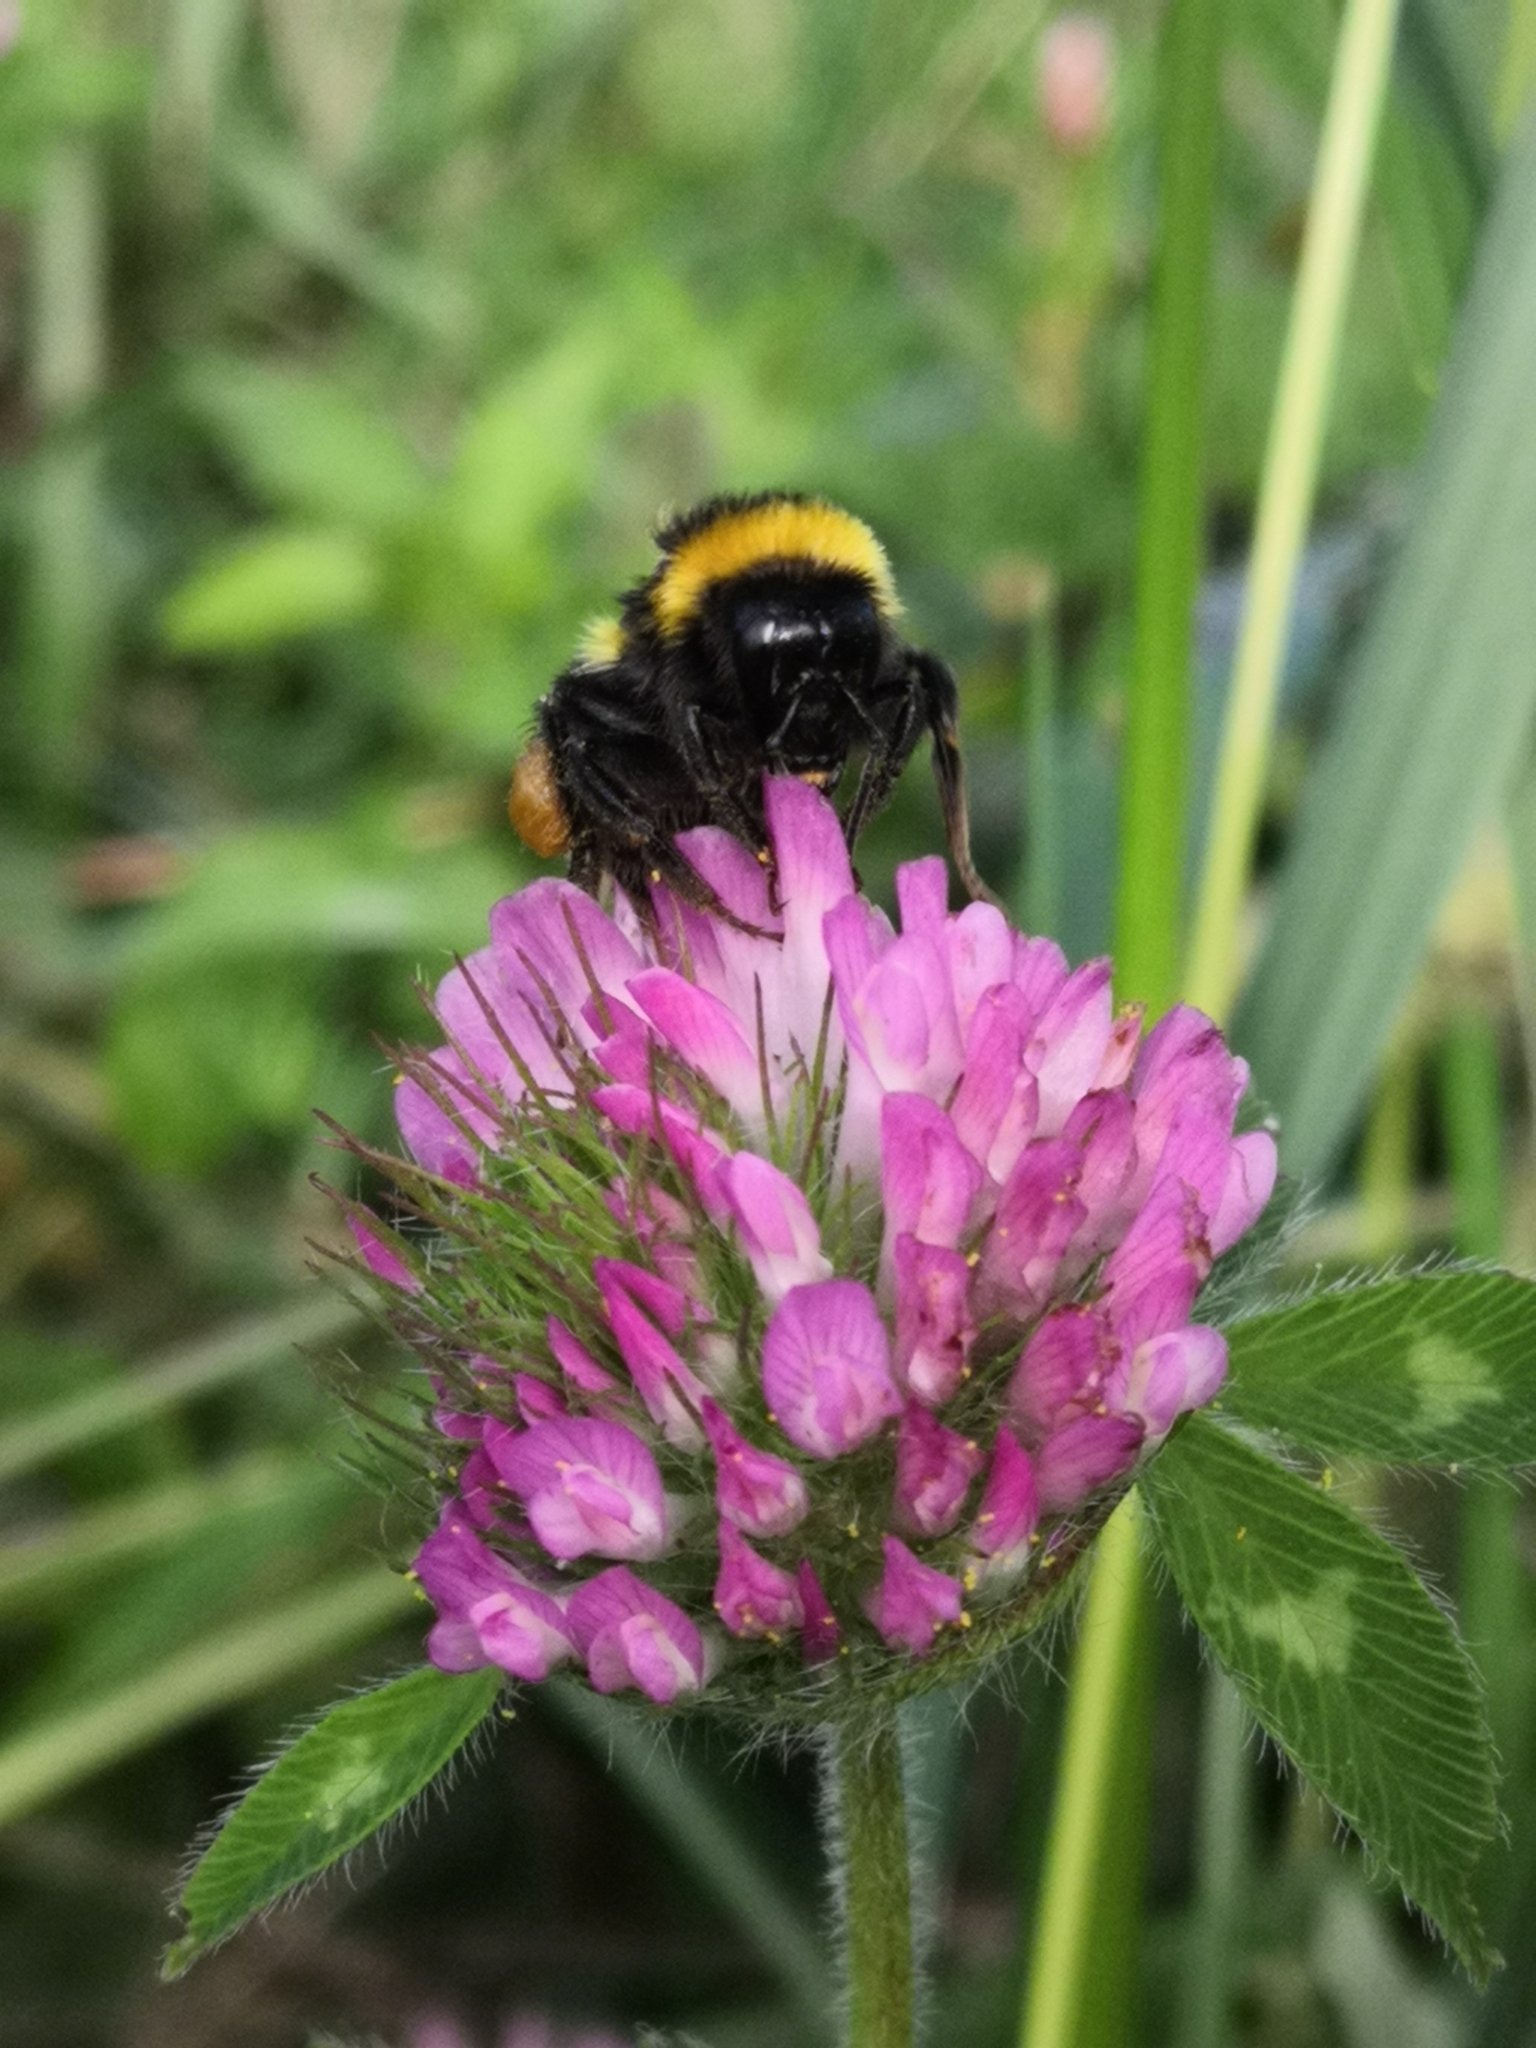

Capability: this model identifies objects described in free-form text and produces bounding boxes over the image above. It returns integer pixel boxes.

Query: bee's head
[723,573,883,772]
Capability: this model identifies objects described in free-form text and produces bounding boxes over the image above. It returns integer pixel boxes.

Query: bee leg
[913,651,1002,909]
[840,682,921,854]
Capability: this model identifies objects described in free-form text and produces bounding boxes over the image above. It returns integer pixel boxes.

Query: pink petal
[943,901,1017,1040]
[594,1265,708,1450]
[951,984,1041,1183]
[969,1427,1039,1563]
[487,1417,668,1562]
[1007,1305,1110,1439]
[590,1084,730,1217]
[1028,958,1114,1136]
[348,1215,420,1293]
[1009,932,1071,1017]
[715,1151,832,1304]
[893,1402,984,1537]
[415,1511,576,1681]
[880,1093,984,1255]
[761,1279,902,1459]
[488,880,643,1040]
[765,774,857,935]
[624,969,761,1118]
[593,1257,689,1338]
[892,1236,976,1407]
[713,1521,804,1638]
[701,1397,810,1536]
[1208,1130,1278,1255]
[674,823,779,933]
[797,1559,843,1663]
[1100,1174,1210,1347]
[1109,1325,1228,1437]
[567,1567,706,1703]
[895,855,949,936]
[1035,1412,1144,1513]
[864,1535,964,1656]
[546,1316,621,1397]
[395,1051,495,1184]
[847,936,964,1098]
[976,1137,1087,1316]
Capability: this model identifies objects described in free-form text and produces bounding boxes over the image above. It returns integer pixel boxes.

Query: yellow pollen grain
[650,499,899,639]
[846,1521,860,1539]
[1235,1526,1247,1541]
[963,1566,978,1590]
[1320,1467,1335,1489]
[959,1610,972,1629]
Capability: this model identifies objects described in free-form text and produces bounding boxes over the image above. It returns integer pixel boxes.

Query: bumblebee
[509,491,997,920]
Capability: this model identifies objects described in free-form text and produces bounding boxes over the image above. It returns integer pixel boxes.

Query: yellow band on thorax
[650,500,898,639]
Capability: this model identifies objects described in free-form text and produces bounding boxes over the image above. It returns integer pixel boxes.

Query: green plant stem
[1359,1035,1418,1259]
[1023,2,1223,2041]
[1113,0,1225,1016]
[1439,1005,1529,1917]
[1177,1670,1251,2048]
[1019,1498,1150,2048]
[1022,587,1063,942]
[1184,0,1403,1021]
[1497,0,1536,137]
[836,1704,914,2048]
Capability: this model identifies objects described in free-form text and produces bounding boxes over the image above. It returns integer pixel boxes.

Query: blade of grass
[544,1682,836,2040]
[1021,2,1224,2044]
[0,1451,315,1616]
[23,135,108,794]
[0,1299,361,1484]
[1439,1004,1533,1937]
[0,1567,415,1828]
[1232,111,1536,1178]
[1185,0,1406,1024]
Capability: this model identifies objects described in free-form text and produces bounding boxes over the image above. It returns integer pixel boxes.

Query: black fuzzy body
[523,493,994,920]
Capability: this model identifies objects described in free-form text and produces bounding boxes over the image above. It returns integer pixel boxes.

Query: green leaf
[165,1664,501,1976]
[162,528,380,651]
[1221,1270,1536,1467]
[106,958,326,1173]
[1143,1414,1499,1981]
[1232,119,1536,1180]
[178,356,427,531]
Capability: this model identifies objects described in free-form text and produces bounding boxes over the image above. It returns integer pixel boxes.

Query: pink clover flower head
[355,776,1274,1710]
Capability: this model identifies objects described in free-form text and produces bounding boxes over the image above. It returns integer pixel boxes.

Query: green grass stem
[1022,2,1224,2040]
[1184,0,1405,1022]
[0,1299,360,1486]
[0,1567,415,1829]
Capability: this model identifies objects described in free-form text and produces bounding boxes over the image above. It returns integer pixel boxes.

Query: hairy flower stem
[835,1705,914,2048]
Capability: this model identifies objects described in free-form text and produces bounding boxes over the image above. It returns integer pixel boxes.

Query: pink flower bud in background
[1037,13,1117,156]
